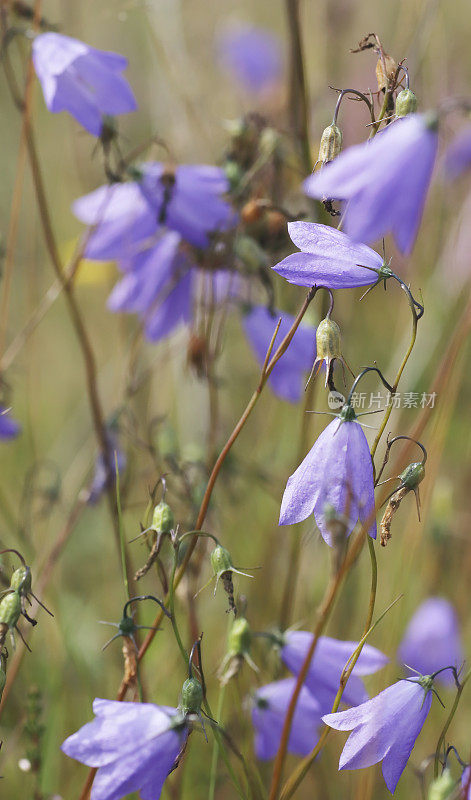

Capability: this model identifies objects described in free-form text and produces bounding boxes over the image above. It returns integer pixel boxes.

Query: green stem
[434,668,471,778]
[208,685,226,800]
[278,537,378,800]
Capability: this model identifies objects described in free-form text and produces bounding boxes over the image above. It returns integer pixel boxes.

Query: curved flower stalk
[304,113,439,254]
[279,402,377,545]
[280,632,388,708]
[251,678,322,760]
[322,677,433,793]
[272,222,385,289]
[32,32,137,136]
[398,598,463,686]
[242,305,315,402]
[215,23,283,95]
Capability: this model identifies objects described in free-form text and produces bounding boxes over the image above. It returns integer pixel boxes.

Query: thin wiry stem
[267,503,378,800]
[79,287,317,799]
[285,0,312,174]
[434,667,471,778]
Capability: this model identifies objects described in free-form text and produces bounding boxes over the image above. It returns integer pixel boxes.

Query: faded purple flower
[138,163,236,248]
[444,125,471,181]
[73,164,234,257]
[398,597,463,686]
[281,632,388,709]
[144,270,194,343]
[272,222,384,289]
[251,678,322,760]
[242,305,315,402]
[62,699,187,800]
[216,23,283,94]
[73,182,157,262]
[0,406,21,440]
[32,33,136,136]
[322,678,433,793]
[279,404,376,544]
[304,114,439,255]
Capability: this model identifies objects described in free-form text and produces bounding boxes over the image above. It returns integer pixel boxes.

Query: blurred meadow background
[0,0,471,798]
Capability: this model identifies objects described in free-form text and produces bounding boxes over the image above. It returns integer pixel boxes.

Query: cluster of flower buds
[0,550,52,653]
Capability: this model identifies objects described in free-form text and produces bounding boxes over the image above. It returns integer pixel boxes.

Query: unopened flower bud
[180,677,203,715]
[308,316,351,388]
[10,566,32,595]
[395,89,418,117]
[427,768,455,800]
[0,590,21,629]
[399,461,425,490]
[210,544,233,576]
[317,124,342,166]
[228,617,252,656]
[316,317,341,362]
[375,54,397,92]
[152,501,174,534]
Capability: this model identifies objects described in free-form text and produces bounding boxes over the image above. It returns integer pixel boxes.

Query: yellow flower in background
[59,237,116,286]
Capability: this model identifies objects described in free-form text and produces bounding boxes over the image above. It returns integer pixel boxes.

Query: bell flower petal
[272,222,383,289]
[322,678,433,793]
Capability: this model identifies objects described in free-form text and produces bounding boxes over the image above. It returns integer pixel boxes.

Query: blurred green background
[0,0,470,798]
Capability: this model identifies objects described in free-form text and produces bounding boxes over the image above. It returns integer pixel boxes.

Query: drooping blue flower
[138,163,236,248]
[251,678,322,760]
[398,597,463,686]
[322,678,433,793]
[144,270,194,343]
[279,403,377,545]
[304,114,439,255]
[215,22,283,94]
[32,33,136,136]
[272,222,385,289]
[73,181,157,262]
[61,699,187,800]
[73,164,235,258]
[280,632,388,709]
[242,305,315,403]
[0,406,21,440]
[444,125,471,180]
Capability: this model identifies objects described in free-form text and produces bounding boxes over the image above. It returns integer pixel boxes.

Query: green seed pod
[10,566,32,595]
[228,617,251,656]
[234,236,269,272]
[316,317,342,362]
[152,501,174,534]
[0,591,21,629]
[427,768,456,800]
[210,545,233,577]
[318,124,342,165]
[395,89,418,117]
[400,461,425,490]
[180,677,203,715]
